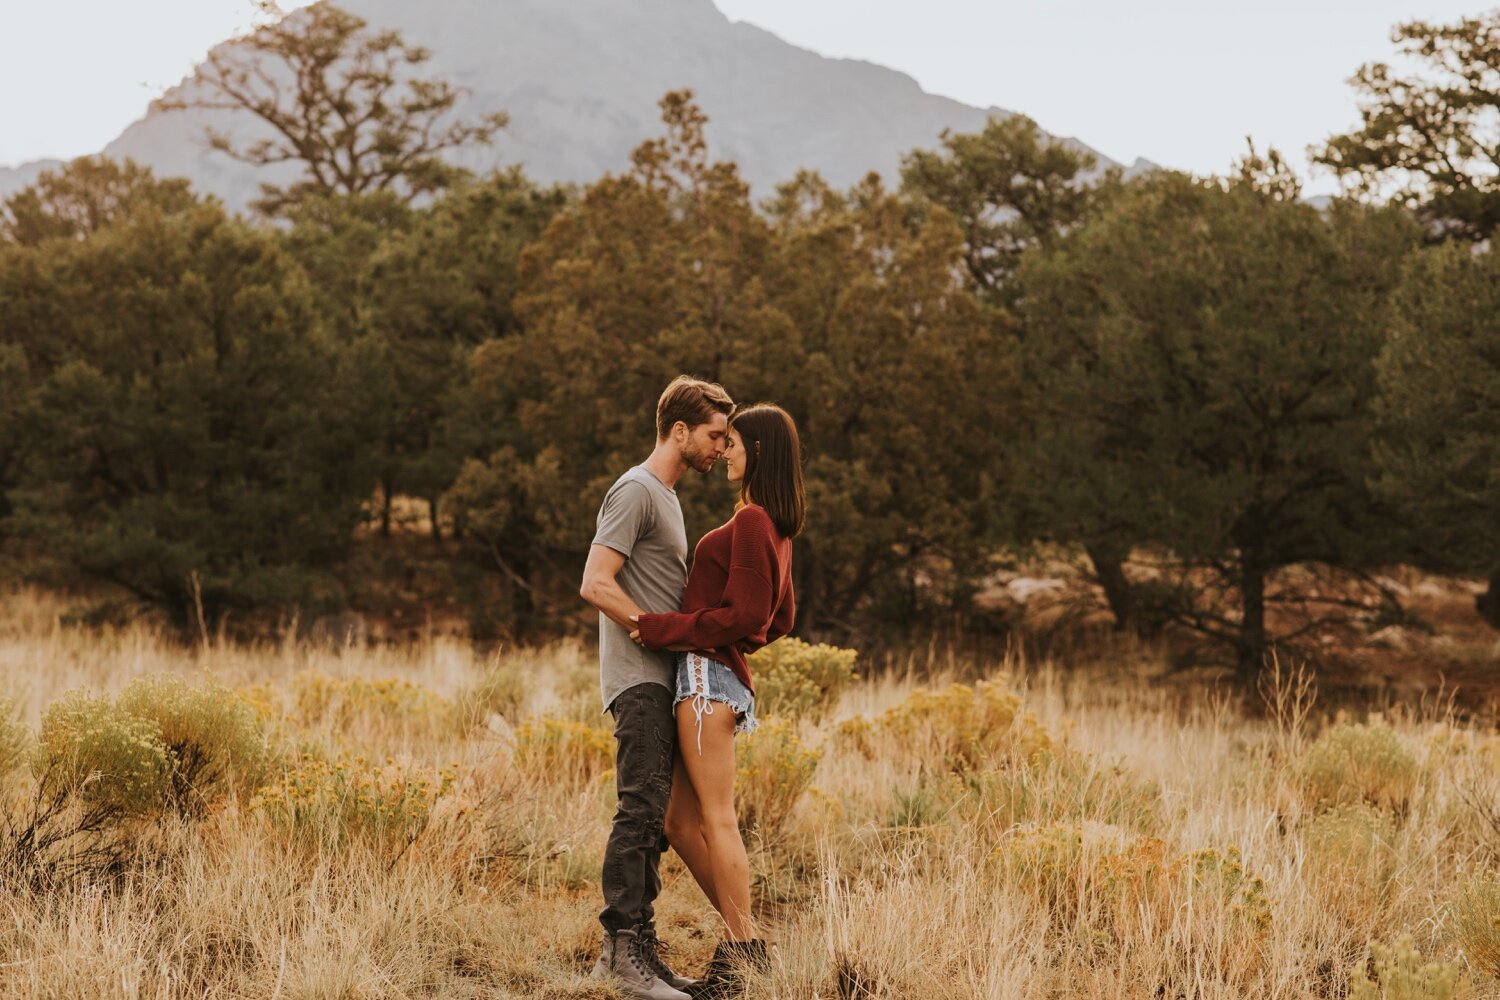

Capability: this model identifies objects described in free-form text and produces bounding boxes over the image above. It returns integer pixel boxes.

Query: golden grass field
[1,585,1498,999]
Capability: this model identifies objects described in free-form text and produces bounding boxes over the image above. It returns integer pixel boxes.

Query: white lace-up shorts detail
[674,652,758,754]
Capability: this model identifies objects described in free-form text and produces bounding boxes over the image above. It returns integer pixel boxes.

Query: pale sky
[1,0,1486,194]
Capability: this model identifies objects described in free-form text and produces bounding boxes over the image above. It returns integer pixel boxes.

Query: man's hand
[580,544,646,632]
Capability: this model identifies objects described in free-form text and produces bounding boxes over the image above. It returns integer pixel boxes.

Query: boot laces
[637,928,675,982]
[626,932,661,982]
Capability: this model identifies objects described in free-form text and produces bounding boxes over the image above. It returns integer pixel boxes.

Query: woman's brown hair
[731,404,805,539]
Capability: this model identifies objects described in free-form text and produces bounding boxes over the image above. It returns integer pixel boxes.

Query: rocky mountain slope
[1,0,1149,210]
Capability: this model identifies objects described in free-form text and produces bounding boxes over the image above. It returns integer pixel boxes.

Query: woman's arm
[629,630,696,653]
[632,568,774,651]
[633,508,778,651]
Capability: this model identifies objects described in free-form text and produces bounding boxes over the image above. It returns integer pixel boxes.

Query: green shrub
[990,822,1088,912]
[32,678,269,819]
[1350,936,1463,1000]
[989,823,1176,934]
[34,691,171,815]
[989,829,1272,944]
[117,675,270,813]
[1302,802,1396,889]
[514,719,614,782]
[748,638,858,721]
[1455,872,1500,978]
[1188,846,1273,934]
[291,670,450,728]
[735,720,820,838]
[838,679,1052,772]
[249,752,459,851]
[1298,723,1418,813]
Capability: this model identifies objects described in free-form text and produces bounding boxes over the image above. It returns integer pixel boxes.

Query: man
[581,375,733,1000]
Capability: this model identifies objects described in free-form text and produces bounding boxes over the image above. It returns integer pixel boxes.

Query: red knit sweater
[635,503,794,694]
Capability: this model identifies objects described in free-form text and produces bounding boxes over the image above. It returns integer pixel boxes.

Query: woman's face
[724,427,748,485]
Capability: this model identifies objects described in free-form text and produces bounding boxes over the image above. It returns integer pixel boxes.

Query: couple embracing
[580,376,803,1000]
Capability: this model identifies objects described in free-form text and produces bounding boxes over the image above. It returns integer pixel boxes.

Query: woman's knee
[698,809,742,845]
[663,804,698,845]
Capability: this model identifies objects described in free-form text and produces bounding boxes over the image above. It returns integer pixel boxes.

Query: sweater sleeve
[636,507,777,651]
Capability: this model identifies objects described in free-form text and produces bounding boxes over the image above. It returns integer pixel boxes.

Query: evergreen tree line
[0,5,1495,681]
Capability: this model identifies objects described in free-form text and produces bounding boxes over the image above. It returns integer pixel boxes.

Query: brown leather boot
[687,939,768,999]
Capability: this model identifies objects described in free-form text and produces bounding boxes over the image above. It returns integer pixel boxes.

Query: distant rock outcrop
[0,159,66,198]
[0,0,1146,210]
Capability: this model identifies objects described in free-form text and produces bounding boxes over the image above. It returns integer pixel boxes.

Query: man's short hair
[656,375,734,439]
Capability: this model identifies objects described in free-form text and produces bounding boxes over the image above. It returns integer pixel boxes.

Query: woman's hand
[628,614,692,651]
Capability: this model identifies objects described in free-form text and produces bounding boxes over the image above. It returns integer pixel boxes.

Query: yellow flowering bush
[1094,835,1174,925]
[1298,723,1418,814]
[990,830,1272,940]
[839,679,1052,771]
[513,719,614,782]
[735,720,821,837]
[748,638,858,721]
[34,690,171,815]
[1301,802,1396,908]
[249,752,460,850]
[1350,936,1464,1000]
[291,670,449,729]
[989,823,1176,936]
[990,822,1089,912]
[33,679,270,818]
[1455,872,1500,978]
[1188,847,1273,934]
[117,675,270,813]
[235,681,279,723]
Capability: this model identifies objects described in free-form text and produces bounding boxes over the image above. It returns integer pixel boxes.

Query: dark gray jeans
[600,682,676,934]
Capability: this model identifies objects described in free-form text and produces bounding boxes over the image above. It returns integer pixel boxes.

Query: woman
[630,403,804,996]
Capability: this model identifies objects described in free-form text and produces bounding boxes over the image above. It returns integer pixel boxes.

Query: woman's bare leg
[676,699,754,941]
[664,750,721,912]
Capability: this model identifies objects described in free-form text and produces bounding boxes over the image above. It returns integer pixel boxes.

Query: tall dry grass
[0,587,1496,998]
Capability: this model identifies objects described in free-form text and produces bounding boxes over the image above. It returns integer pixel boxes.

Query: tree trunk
[428,496,442,544]
[1238,560,1268,684]
[1477,565,1500,630]
[1085,542,1134,632]
[793,537,820,637]
[378,476,394,538]
[511,541,536,640]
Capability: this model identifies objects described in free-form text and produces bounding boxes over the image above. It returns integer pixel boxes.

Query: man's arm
[580,544,646,631]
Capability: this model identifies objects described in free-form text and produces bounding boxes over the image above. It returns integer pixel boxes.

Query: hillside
[0,0,1148,210]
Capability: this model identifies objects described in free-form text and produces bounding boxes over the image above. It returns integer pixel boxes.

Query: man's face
[677,413,729,474]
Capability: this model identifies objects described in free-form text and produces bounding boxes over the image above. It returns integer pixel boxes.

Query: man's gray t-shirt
[593,466,688,712]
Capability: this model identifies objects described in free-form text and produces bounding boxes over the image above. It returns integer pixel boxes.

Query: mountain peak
[1,0,1130,209]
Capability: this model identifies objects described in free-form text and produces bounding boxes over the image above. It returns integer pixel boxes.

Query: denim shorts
[674,652,758,754]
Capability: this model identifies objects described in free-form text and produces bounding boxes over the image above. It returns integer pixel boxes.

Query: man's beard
[682,442,716,474]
